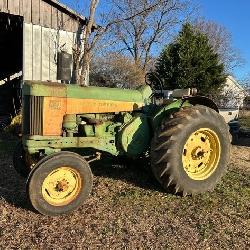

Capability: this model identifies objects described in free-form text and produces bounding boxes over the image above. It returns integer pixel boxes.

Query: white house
[216,76,248,123]
[217,75,248,109]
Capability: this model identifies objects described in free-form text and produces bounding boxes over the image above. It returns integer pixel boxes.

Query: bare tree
[90,53,145,88]
[110,0,193,71]
[73,0,194,86]
[193,19,244,73]
[72,0,100,86]
[241,73,250,89]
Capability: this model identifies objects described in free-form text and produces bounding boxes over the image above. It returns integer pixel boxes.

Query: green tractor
[13,81,231,216]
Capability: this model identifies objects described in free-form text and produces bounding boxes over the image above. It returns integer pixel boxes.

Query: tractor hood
[23,81,153,105]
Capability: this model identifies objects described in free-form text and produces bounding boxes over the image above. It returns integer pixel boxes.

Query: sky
[61,0,250,79]
[195,0,250,79]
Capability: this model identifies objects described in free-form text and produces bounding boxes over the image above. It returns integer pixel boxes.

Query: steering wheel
[145,72,164,97]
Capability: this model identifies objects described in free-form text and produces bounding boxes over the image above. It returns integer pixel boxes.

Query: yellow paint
[42,97,144,136]
[43,97,66,136]
[42,167,82,206]
[182,128,221,180]
[66,98,144,114]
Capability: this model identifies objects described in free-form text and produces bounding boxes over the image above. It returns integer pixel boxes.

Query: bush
[4,114,22,135]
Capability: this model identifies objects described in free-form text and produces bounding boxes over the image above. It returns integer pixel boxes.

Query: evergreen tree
[152,23,226,95]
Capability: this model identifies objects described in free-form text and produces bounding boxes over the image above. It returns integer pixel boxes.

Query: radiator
[23,96,43,135]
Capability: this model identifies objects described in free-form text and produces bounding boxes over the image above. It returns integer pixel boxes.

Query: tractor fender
[182,96,219,113]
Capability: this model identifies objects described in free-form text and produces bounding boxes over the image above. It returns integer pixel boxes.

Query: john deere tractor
[13,81,231,216]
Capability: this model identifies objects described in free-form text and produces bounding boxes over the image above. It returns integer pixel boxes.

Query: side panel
[41,27,51,81]
[23,23,33,80]
[32,25,42,80]
[66,98,144,114]
[43,97,66,136]
[23,82,150,136]
[23,23,75,82]
[42,97,144,136]
[49,29,58,81]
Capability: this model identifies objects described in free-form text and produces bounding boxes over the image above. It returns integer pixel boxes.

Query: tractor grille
[23,96,43,135]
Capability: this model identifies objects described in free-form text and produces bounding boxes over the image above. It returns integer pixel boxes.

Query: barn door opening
[0,12,23,128]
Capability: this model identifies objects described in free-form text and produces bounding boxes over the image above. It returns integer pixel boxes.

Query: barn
[0,0,87,127]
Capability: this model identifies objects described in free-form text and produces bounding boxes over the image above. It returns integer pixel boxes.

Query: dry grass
[0,133,249,249]
[3,114,22,135]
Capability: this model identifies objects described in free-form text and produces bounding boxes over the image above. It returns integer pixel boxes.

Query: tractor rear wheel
[27,152,93,216]
[151,105,231,195]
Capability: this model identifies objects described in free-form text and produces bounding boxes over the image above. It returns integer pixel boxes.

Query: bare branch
[74,0,194,85]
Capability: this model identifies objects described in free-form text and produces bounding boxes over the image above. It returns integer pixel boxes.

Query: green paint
[23,81,152,104]
[63,114,77,130]
[23,81,67,97]
[118,114,151,156]
[24,136,118,156]
[22,81,198,159]
[152,99,184,129]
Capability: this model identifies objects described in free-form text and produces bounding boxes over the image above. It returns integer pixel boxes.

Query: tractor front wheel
[27,152,93,216]
[151,105,231,195]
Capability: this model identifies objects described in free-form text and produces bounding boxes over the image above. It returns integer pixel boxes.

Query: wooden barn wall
[23,23,76,82]
[0,0,80,33]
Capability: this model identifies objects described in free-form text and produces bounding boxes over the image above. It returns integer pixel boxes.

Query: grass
[0,132,249,249]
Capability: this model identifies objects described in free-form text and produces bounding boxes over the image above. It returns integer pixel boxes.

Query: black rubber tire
[151,105,231,196]
[231,133,239,145]
[27,151,93,216]
[13,141,31,178]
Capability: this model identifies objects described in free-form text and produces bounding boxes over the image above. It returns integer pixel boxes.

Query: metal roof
[46,0,99,29]
[45,0,87,23]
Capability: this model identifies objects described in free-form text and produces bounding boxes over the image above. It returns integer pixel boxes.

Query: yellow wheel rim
[42,167,82,206]
[182,128,221,180]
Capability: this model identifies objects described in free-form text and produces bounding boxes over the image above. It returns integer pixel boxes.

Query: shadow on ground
[0,134,165,212]
[4,133,248,211]
[0,135,29,209]
[90,156,164,193]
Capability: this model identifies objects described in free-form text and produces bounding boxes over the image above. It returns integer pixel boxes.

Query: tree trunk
[79,53,90,86]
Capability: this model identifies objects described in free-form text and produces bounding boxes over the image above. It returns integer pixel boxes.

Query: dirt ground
[0,134,249,249]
